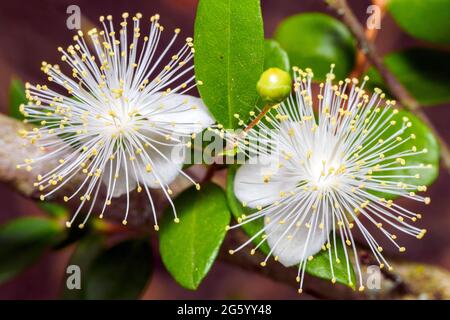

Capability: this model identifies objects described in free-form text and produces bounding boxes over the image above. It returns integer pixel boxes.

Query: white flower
[19,13,214,229]
[229,66,431,292]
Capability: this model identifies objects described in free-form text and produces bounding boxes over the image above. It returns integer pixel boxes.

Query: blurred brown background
[0,0,449,299]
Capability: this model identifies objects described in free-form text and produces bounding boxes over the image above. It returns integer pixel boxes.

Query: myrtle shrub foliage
[1,0,449,298]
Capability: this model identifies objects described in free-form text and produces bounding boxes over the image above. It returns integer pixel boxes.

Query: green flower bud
[256,68,292,104]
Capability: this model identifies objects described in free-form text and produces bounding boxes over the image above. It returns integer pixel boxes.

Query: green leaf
[61,234,105,299]
[274,13,356,81]
[370,109,440,199]
[38,202,69,219]
[159,183,230,290]
[226,166,355,288]
[264,39,290,72]
[85,238,152,299]
[226,166,270,254]
[8,79,27,120]
[194,0,265,128]
[0,217,62,284]
[388,0,450,45]
[306,239,356,288]
[366,48,450,106]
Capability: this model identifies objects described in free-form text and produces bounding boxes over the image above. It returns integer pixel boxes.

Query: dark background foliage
[0,0,449,299]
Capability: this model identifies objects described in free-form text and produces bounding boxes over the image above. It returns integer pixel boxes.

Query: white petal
[234,155,297,208]
[265,210,331,267]
[150,93,214,134]
[102,158,137,198]
[137,138,186,188]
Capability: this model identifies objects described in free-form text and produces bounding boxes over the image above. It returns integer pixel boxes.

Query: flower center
[114,114,132,131]
[102,109,138,138]
[307,155,342,189]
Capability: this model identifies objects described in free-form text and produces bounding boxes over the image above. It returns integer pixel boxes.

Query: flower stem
[243,104,273,133]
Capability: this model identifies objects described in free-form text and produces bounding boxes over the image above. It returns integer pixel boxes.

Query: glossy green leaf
[61,234,105,299]
[160,183,230,290]
[274,13,356,81]
[85,238,152,299]
[388,0,450,44]
[0,217,62,284]
[370,109,440,199]
[366,48,450,106]
[38,202,69,219]
[8,79,27,120]
[194,0,264,128]
[226,166,355,288]
[306,239,356,288]
[264,39,290,72]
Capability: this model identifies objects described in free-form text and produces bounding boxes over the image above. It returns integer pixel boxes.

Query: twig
[349,0,386,78]
[243,104,272,133]
[328,0,450,175]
